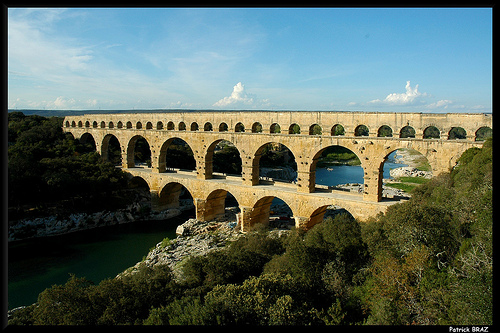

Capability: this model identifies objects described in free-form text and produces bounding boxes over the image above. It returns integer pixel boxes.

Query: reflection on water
[8,211,190,310]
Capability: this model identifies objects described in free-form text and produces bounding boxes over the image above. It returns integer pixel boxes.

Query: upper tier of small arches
[65,118,492,141]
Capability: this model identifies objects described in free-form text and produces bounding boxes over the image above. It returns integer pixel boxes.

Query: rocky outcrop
[8,201,194,242]
[118,218,243,281]
[389,166,432,179]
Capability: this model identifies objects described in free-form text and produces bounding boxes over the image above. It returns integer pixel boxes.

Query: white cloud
[370,81,427,105]
[426,99,453,109]
[213,82,255,107]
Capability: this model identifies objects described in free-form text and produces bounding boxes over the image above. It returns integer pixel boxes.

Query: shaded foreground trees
[9,117,492,325]
[8,112,130,219]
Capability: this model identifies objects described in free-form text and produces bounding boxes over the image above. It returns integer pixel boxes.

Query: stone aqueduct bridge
[63,111,492,230]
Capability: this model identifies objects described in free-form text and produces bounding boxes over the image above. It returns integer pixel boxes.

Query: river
[8,152,406,310]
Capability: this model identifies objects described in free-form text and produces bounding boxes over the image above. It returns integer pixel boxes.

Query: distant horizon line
[8,109,493,116]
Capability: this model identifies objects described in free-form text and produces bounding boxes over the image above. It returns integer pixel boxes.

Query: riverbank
[8,200,194,242]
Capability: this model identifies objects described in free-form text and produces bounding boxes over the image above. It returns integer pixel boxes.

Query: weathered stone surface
[63,111,491,230]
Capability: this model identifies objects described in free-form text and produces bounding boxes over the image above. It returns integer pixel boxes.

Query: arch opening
[201,189,240,222]
[270,123,281,134]
[127,135,151,168]
[311,145,362,192]
[127,176,151,211]
[252,122,263,133]
[159,138,196,172]
[309,124,322,135]
[204,122,213,131]
[208,139,242,177]
[380,148,432,199]
[307,205,355,230]
[78,133,97,153]
[235,122,245,132]
[157,182,194,212]
[219,122,228,132]
[475,126,492,141]
[101,134,122,166]
[256,143,297,184]
[179,122,186,131]
[191,122,199,131]
[249,196,294,230]
[331,124,345,136]
[289,123,300,134]
[399,125,416,138]
[423,126,440,139]
[448,127,467,140]
[355,125,369,136]
[377,125,393,137]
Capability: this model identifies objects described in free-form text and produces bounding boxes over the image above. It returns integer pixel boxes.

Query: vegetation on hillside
[9,134,492,325]
[8,112,131,220]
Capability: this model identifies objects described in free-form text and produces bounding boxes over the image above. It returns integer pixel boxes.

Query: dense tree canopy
[8,112,130,218]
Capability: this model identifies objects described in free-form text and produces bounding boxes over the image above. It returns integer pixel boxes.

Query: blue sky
[8,7,492,112]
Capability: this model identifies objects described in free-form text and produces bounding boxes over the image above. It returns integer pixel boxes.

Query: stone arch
[191,122,199,131]
[204,122,213,131]
[253,142,298,185]
[128,175,151,192]
[158,137,196,173]
[200,189,241,222]
[126,121,132,129]
[252,122,263,133]
[475,126,492,141]
[289,123,301,134]
[179,122,186,131]
[126,135,151,168]
[79,132,96,152]
[423,125,440,139]
[78,121,83,127]
[309,145,363,192]
[354,124,369,136]
[85,121,90,128]
[205,139,242,178]
[71,120,76,127]
[156,182,194,212]
[109,121,114,129]
[146,122,153,130]
[219,122,228,132]
[93,121,98,128]
[157,121,163,130]
[65,120,70,127]
[136,121,142,129]
[309,124,322,135]
[128,176,152,209]
[117,121,123,129]
[373,146,434,200]
[167,121,175,131]
[100,121,106,129]
[331,124,345,136]
[247,195,295,230]
[306,205,354,230]
[448,127,467,140]
[377,125,393,137]
[235,122,245,132]
[270,123,281,134]
[399,125,416,138]
[101,133,122,165]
